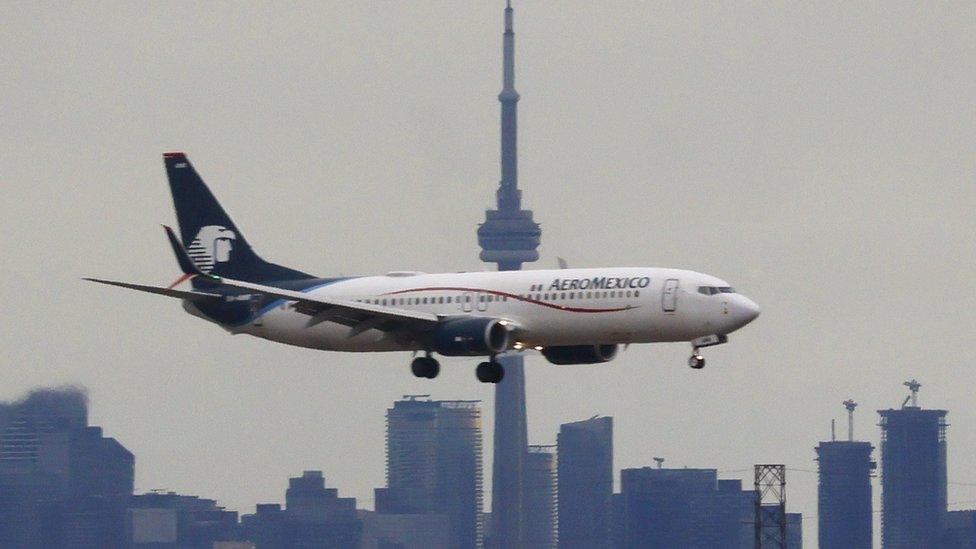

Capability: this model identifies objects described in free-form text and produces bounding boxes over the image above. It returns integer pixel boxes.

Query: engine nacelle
[431,317,510,356]
[542,344,619,365]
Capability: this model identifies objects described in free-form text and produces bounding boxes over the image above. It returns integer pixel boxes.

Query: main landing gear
[411,354,440,379]
[475,359,505,384]
[687,334,728,370]
[410,353,504,383]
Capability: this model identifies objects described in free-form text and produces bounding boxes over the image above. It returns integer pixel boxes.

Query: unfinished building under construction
[816,400,875,549]
[878,380,948,549]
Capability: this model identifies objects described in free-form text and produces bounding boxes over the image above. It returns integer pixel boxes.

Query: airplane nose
[733,295,760,328]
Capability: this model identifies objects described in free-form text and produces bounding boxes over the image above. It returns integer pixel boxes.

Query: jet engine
[542,344,619,365]
[431,317,510,356]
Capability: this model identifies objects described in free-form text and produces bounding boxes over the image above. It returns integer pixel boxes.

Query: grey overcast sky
[2,1,974,545]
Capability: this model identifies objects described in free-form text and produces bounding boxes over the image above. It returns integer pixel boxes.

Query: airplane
[86,152,760,383]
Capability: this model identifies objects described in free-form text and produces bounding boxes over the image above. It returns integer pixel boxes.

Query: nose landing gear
[687,334,728,370]
[411,354,440,379]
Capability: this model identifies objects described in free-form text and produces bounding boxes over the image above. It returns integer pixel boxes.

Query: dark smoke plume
[0,386,89,426]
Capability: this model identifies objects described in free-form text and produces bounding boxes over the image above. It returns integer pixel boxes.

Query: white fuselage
[196,267,759,353]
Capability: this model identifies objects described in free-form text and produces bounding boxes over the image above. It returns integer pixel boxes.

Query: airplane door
[461,292,473,312]
[476,292,488,312]
[662,279,679,312]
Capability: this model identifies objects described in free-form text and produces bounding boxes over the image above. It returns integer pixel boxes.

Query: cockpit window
[698,286,735,296]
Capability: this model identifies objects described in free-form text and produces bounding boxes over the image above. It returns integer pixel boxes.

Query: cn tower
[477,2,540,547]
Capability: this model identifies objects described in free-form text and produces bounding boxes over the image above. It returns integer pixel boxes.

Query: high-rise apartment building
[385,397,483,548]
[558,416,612,549]
[878,404,948,548]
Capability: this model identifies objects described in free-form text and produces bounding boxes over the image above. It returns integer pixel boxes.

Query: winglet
[162,225,218,280]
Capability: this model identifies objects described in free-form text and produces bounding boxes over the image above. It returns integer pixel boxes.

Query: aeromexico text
[548,276,651,291]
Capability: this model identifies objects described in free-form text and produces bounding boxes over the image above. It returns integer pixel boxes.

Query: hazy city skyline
[4,3,975,547]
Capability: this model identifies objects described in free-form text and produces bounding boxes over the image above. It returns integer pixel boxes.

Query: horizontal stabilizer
[83,278,221,301]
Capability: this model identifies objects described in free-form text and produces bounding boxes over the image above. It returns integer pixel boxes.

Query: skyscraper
[476,3,541,547]
[384,397,484,548]
[524,445,558,548]
[815,439,874,548]
[0,388,134,548]
[558,417,612,549]
[878,401,948,548]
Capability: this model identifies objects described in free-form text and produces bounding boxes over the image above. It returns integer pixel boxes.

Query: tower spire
[498,0,520,210]
[478,0,540,271]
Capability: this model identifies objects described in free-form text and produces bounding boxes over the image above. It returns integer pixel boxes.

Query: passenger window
[635,290,640,297]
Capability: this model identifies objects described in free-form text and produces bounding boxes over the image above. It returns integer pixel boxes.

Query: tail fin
[163,152,313,283]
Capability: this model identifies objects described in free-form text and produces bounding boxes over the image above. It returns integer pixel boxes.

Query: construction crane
[653,457,665,469]
[843,399,857,441]
[902,379,921,408]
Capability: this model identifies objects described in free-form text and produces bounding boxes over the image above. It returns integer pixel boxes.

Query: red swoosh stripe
[380,286,633,314]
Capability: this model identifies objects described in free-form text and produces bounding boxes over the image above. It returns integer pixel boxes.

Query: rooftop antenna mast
[902,379,921,408]
[843,399,857,441]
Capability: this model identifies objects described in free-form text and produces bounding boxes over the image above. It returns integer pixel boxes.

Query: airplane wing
[83,278,222,302]
[209,276,440,331]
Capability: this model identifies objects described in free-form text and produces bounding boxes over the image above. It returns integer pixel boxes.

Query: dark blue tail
[163,152,313,284]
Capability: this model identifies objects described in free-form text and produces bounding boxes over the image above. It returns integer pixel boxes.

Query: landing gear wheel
[688,354,705,370]
[411,356,440,379]
[424,358,440,379]
[491,362,505,383]
[476,361,505,384]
